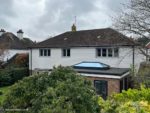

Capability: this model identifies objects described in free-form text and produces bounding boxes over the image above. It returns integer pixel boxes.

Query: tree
[135,62,150,88]
[0,43,8,61]
[113,0,150,58]
[98,86,150,113]
[2,66,99,113]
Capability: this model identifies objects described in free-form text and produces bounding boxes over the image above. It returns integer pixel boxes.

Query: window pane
[67,49,70,56]
[63,49,66,56]
[48,49,51,56]
[94,80,107,99]
[44,49,47,56]
[108,48,112,57]
[97,48,101,57]
[40,49,43,56]
[102,48,107,57]
[114,48,119,57]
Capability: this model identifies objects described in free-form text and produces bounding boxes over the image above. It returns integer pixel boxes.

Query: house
[30,27,145,71]
[146,42,150,61]
[0,29,34,62]
[29,26,145,97]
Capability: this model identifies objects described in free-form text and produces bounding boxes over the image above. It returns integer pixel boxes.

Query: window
[62,48,70,57]
[114,48,119,57]
[39,49,51,56]
[96,48,119,57]
[96,48,101,57]
[94,80,107,99]
[102,48,107,57]
[108,48,113,57]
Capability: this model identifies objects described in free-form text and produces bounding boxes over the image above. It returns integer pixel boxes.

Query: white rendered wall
[17,33,23,39]
[2,49,29,61]
[30,47,146,70]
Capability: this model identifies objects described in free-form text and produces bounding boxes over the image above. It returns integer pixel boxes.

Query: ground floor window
[94,80,108,99]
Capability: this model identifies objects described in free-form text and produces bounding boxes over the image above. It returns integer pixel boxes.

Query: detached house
[146,42,150,61]
[29,27,145,98]
[0,29,34,61]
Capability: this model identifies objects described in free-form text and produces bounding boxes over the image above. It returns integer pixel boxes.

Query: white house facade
[29,47,145,71]
[29,28,146,73]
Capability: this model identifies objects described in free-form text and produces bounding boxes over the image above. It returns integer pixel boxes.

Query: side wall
[29,47,146,70]
[3,49,29,61]
[86,77,120,96]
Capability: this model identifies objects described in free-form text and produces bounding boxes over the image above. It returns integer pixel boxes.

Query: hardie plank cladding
[87,77,120,96]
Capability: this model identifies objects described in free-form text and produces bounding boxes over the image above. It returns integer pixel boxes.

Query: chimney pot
[0,29,6,36]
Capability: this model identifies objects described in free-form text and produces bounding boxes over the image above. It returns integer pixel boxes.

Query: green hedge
[0,68,29,87]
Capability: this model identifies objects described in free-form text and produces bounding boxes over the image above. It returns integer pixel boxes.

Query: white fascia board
[79,71,130,79]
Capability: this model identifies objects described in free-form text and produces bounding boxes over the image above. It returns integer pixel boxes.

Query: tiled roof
[32,28,136,48]
[0,32,35,49]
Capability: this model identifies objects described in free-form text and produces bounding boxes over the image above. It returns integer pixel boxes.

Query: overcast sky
[0,0,129,41]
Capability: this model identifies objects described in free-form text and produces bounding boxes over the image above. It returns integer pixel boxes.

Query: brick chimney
[71,24,76,32]
[0,29,6,36]
[17,29,24,39]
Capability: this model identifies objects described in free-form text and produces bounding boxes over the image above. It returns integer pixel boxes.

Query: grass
[0,86,11,105]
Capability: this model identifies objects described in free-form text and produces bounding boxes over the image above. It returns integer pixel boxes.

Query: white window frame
[96,47,119,57]
[39,48,51,57]
[62,48,71,57]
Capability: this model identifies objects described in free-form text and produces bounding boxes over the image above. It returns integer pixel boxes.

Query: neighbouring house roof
[0,32,35,49]
[32,28,137,48]
[72,61,130,79]
[146,42,150,49]
[1,53,29,68]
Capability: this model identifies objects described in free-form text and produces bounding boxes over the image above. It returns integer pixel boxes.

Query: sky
[0,0,129,41]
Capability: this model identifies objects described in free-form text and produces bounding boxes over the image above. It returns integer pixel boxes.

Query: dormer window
[62,48,70,57]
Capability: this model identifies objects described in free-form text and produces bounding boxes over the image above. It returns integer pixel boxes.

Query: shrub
[98,86,150,113]
[0,68,29,87]
[2,66,100,113]
[0,91,3,95]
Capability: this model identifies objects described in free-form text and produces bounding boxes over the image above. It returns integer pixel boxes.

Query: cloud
[0,0,16,28]
[32,0,99,40]
[0,0,129,41]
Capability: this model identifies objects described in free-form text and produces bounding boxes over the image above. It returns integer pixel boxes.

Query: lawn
[0,86,11,105]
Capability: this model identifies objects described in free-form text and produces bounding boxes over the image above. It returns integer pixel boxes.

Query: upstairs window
[39,49,51,56]
[114,48,119,57]
[96,48,119,57]
[62,48,70,57]
[108,48,113,57]
[102,48,107,57]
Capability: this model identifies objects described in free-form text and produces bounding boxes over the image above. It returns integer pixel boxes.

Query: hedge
[0,68,29,87]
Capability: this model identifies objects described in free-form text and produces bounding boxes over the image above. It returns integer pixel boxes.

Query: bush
[0,68,29,87]
[98,86,150,113]
[0,91,3,95]
[2,66,100,113]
